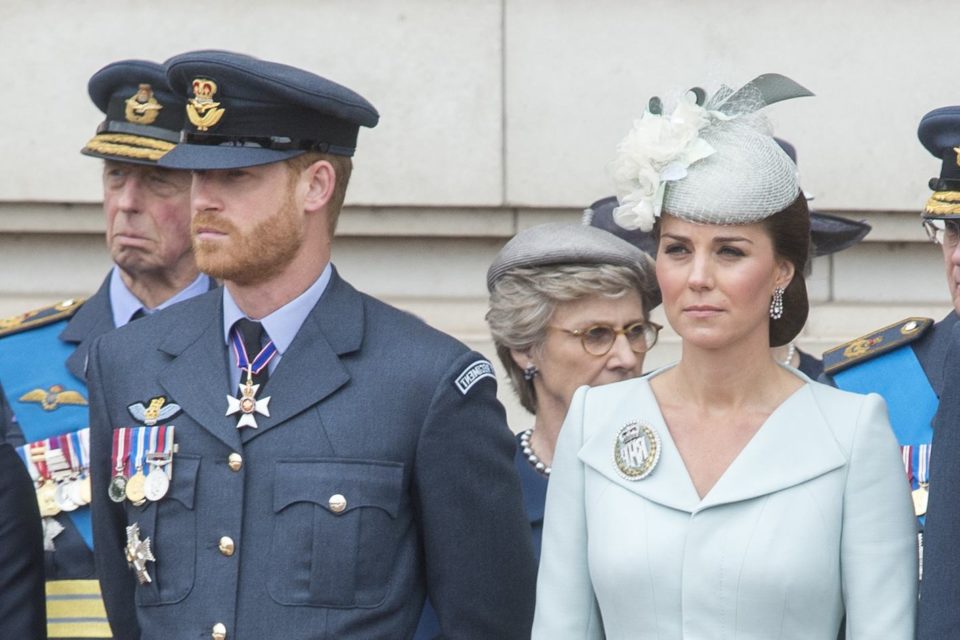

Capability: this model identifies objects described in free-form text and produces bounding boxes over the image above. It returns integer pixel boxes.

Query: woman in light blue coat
[532,75,917,639]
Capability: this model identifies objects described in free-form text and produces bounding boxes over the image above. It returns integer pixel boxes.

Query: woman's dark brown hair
[761,191,811,347]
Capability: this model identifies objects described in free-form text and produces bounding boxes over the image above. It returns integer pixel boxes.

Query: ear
[774,257,795,289]
[509,348,534,369]
[301,159,337,213]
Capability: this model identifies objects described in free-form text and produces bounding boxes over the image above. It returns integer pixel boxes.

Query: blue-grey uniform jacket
[918,320,960,639]
[88,270,537,640]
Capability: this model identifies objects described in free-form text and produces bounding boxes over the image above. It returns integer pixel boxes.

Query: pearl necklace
[520,429,551,477]
[782,342,796,366]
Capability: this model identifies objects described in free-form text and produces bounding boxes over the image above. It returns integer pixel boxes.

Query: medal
[70,431,92,506]
[109,428,131,503]
[30,443,61,516]
[912,443,931,517]
[78,475,93,505]
[613,421,662,481]
[225,325,277,430]
[226,374,271,429]
[144,425,172,501]
[144,466,170,501]
[125,427,148,505]
[37,482,61,517]
[109,475,128,503]
[124,522,156,585]
[55,482,79,512]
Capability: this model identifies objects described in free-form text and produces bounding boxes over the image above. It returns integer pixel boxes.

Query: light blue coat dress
[532,370,917,639]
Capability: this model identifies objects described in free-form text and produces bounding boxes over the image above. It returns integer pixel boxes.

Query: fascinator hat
[610,73,813,232]
[610,73,814,347]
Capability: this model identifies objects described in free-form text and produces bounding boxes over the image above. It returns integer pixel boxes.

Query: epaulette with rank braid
[822,317,934,375]
[0,298,86,338]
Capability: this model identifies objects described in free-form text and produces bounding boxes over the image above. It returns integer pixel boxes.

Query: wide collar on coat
[578,372,847,514]
[155,268,363,449]
[60,274,115,380]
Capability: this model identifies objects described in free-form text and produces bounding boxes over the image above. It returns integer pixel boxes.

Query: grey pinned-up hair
[485,223,659,414]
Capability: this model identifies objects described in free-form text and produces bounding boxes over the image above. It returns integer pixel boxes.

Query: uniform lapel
[156,293,241,450]
[60,276,115,380]
[239,270,361,444]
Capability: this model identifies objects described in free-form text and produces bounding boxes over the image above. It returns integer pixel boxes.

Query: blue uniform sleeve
[413,351,536,639]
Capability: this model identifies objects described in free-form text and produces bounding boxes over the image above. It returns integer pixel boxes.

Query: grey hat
[487,222,657,296]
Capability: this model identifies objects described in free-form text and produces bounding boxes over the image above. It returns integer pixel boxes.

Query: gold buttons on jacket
[212,622,226,640]
[218,536,235,557]
[328,494,347,513]
[227,453,243,472]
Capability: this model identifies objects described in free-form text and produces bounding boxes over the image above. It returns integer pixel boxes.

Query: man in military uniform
[0,59,210,639]
[912,106,960,639]
[820,107,960,580]
[88,50,536,640]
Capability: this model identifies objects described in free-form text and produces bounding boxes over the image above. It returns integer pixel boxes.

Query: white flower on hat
[610,91,721,231]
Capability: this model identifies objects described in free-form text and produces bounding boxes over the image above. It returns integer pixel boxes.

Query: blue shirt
[222,263,332,391]
[109,267,212,329]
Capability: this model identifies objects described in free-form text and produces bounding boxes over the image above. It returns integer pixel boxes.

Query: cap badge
[187,78,225,131]
[124,84,163,125]
[613,421,661,480]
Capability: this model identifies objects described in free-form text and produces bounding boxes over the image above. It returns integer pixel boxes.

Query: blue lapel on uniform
[60,275,115,380]
[239,270,360,443]
[156,291,242,450]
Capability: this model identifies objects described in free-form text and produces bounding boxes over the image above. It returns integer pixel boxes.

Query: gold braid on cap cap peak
[83,134,175,161]
[925,191,960,216]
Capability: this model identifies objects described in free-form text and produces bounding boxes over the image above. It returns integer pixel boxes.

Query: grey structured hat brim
[486,223,654,291]
[157,144,305,170]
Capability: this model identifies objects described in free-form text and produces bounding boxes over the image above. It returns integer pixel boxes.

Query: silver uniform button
[328,494,347,513]
[212,622,227,640]
[218,536,235,557]
[227,453,243,472]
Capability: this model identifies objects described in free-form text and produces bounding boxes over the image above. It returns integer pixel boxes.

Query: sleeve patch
[454,360,496,395]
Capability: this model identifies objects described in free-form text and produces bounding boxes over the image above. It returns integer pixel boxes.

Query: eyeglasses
[549,321,663,356]
[923,219,960,247]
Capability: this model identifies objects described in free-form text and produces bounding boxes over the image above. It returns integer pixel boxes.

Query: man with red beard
[88,50,535,640]
[0,59,211,640]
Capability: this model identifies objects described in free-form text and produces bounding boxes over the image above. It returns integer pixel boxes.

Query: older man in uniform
[88,50,536,640]
[820,108,960,585]
[0,59,210,639]
[913,106,960,639]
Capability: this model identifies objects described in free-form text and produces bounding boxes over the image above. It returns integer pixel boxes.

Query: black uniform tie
[234,318,270,389]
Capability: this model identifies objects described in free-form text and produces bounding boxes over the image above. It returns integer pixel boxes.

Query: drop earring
[769,286,785,320]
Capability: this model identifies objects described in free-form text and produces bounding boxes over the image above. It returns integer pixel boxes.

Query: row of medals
[30,448,92,518]
[109,452,172,506]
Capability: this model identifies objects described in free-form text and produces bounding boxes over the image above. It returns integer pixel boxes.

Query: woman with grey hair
[486,222,661,555]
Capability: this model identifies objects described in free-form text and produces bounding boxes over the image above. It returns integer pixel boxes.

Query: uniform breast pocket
[268,459,404,608]
[132,454,201,607]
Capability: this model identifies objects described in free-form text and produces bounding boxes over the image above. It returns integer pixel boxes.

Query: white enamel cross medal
[226,368,271,429]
